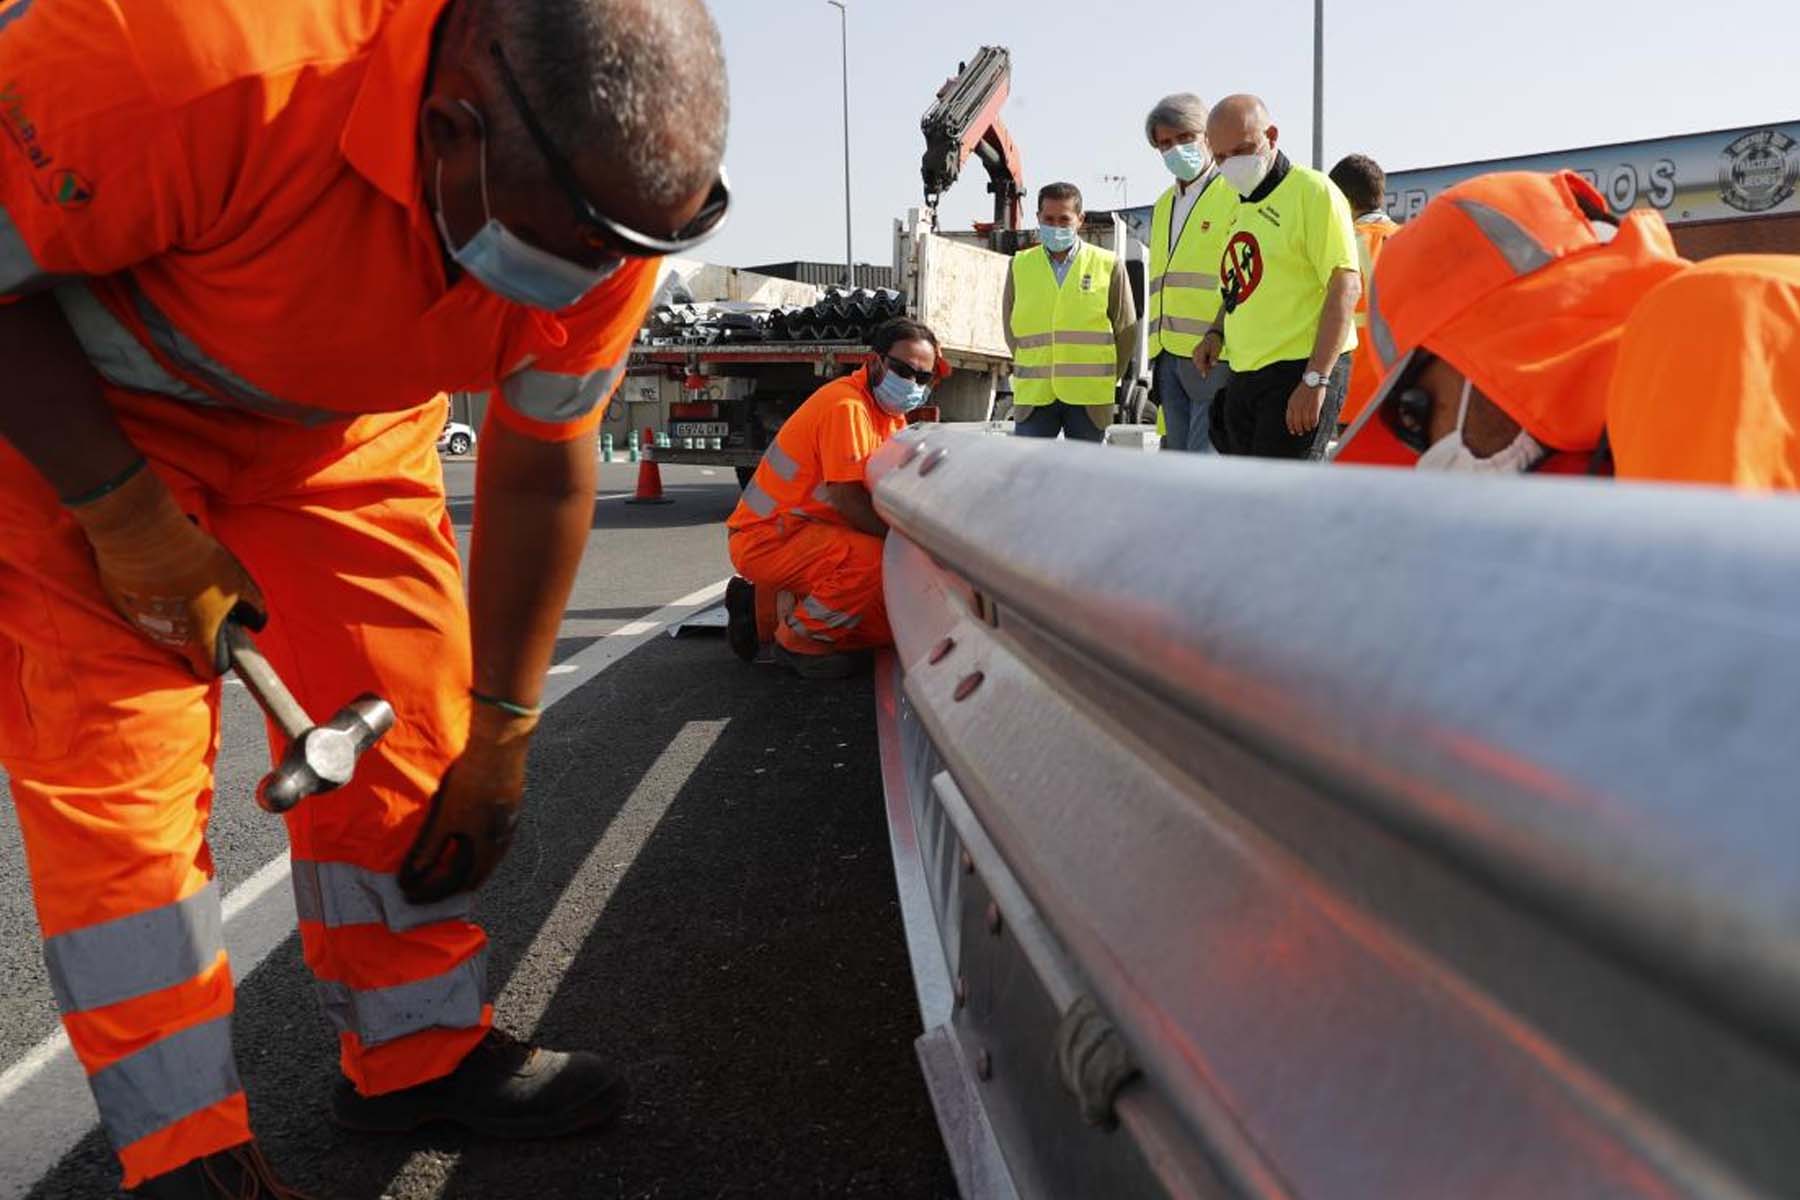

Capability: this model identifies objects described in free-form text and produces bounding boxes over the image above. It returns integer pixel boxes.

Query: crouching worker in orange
[724,318,940,680]
[1333,171,1686,474]
[0,0,729,1194]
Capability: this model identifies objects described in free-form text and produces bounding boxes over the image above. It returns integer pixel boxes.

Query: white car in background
[437,421,476,456]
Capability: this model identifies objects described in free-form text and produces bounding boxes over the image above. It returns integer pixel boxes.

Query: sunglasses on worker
[490,41,731,258]
[1381,385,1435,453]
[881,356,936,385]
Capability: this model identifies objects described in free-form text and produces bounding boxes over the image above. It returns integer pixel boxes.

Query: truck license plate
[673,422,730,439]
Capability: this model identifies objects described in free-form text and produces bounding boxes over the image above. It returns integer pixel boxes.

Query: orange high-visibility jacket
[1609,255,1800,489]
[728,367,907,535]
[1340,213,1401,427]
[0,0,657,442]
[1347,170,1688,460]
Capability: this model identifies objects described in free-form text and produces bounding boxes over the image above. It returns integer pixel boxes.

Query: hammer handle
[223,623,313,742]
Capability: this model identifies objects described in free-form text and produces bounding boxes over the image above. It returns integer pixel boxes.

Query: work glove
[399,701,539,903]
[69,461,266,678]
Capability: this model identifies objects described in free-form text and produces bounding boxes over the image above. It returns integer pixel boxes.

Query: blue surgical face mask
[1038,224,1078,254]
[872,366,929,415]
[1162,140,1211,183]
[434,104,621,311]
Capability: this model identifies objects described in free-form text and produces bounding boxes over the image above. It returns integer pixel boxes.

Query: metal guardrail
[868,429,1800,1200]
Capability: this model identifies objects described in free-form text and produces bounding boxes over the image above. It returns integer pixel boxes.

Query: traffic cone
[626,427,673,505]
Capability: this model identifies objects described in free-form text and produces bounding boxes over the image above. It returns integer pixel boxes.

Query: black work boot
[772,642,872,680]
[725,575,759,663]
[329,1028,628,1139]
[132,1141,313,1198]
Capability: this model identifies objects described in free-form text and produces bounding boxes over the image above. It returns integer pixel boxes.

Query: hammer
[222,622,397,814]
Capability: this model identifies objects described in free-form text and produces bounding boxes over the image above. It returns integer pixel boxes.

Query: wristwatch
[1301,369,1329,389]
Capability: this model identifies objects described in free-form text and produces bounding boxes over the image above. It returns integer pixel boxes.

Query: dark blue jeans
[1153,352,1230,453]
[1013,402,1106,442]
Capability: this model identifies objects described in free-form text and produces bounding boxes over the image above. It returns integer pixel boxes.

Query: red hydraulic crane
[919,46,1025,250]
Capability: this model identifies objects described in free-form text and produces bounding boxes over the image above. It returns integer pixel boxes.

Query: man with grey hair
[0,0,727,1193]
[1143,93,1240,451]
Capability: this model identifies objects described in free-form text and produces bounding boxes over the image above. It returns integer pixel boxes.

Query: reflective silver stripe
[764,441,802,482]
[1452,198,1555,275]
[0,205,49,294]
[315,952,487,1048]
[1015,363,1115,380]
[786,613,836,644]
[88,1016,241,1149]
[1367,274,1398,367]
[1014,330,1110,350]
[802,594,863,630]
[290,860,472,935]
[1152,271,1219,293]
[813,483,834,504]
[131,286,342,426]
[501,360,627,424]
[742,478,777,517]
[53,282,213,403]
[44,884,223,1015]
[1157,315,1215,337]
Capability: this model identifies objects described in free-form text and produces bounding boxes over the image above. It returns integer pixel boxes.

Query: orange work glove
[68,461,266,678]
[399,700,539,903]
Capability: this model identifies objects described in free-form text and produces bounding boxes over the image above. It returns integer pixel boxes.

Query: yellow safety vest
[1148,173,1239,358]
[1008,241,1117,407]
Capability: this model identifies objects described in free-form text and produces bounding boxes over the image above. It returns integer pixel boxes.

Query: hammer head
[256,694,396,814]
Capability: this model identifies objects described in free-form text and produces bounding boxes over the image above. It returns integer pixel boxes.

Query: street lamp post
[826,1,853,289]
[1103,174,1129,211]
[1312,0,1324,170]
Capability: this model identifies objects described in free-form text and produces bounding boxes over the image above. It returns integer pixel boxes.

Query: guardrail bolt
[954,671,985,701]
[954,976,968,1008]
[960,848,974,875]
[930,637,957,664]
[920,447,949,476]
[976,1049,993,1081]
[985,901,1002,936]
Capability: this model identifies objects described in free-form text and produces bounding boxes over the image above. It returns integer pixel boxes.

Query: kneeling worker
[725,318,940,678]
[1003,182,1138,442]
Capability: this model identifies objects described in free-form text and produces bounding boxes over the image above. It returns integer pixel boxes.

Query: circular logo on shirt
[1718,128,1798,214]
[1221,231,1264,307]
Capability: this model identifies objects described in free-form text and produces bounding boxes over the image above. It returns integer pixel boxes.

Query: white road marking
[495,719,728,1034]
[0,578,730,1198]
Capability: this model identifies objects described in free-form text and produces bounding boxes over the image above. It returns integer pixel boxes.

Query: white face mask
[1219,147,1272,197]
[1416,377,1546,473]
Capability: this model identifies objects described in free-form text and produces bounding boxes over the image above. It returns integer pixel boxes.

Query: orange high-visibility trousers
[0,390,491,1187]
[728,521,891,656]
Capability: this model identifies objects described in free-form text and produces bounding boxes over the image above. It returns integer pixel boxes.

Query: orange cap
[1608,255,1800,490]
[1342,171,1688,461]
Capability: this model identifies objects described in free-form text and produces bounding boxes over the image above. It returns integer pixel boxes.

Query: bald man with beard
[0,0,729,1193]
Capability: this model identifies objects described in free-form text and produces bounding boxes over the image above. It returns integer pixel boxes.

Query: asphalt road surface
[0,459,955,1199]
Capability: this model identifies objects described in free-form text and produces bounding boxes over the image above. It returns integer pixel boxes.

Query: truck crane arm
[919,46,1024,236]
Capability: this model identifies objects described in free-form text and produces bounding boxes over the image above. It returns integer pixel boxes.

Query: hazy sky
[700,0,1796,269]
